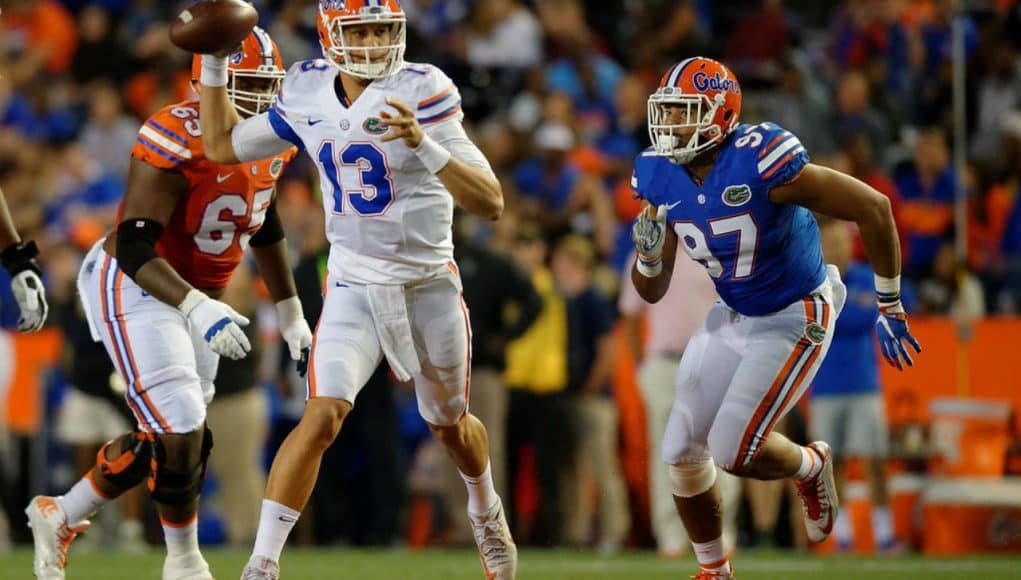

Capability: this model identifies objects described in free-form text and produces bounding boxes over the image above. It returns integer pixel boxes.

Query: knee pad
[148,425,214,505]
[668,459,717,498]
[96,431,153,491]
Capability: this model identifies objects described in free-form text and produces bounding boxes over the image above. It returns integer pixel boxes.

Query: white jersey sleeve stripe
[757,137,801,175]
[138,125,192,159]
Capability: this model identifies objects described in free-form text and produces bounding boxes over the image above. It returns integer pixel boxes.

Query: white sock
[58,476,109,524]
[460,463,498,516]
[834,508,853,546]
[161,516,199,558]
[252,499,301,562]
[872,505,894,546]
[691,536,729,571]
[794,446,822,481]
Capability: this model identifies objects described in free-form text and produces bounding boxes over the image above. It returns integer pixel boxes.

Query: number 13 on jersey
[317,140,396,216]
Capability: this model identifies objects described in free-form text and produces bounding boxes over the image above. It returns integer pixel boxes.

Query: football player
[0,190,47,332]
[25,28,311,580]
[195,1,515,578]
[629,57,921,578]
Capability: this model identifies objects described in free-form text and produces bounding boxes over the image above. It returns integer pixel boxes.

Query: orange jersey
[128,100,297,288]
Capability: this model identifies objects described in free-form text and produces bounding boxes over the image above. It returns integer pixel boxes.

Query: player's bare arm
[770,164,900,279]
[0,192,21,250]
[381,97,503,220]
[105,159,198,306]
[248,202,313,375]
[631,201,679,304]
[771,163,920,369]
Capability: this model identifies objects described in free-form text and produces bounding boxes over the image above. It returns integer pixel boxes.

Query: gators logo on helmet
[647,57,742,165]
[191,27,285,117]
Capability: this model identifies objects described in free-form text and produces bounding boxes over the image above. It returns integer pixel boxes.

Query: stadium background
[1,0,1021,577]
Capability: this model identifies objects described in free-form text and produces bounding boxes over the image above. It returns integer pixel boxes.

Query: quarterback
[25,28,310,580]
[630,57,921,578]
[196,1,515,579]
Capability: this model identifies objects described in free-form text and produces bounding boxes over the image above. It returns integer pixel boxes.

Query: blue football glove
[875,301,922,370]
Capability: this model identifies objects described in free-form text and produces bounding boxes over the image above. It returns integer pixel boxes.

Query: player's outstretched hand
[632,204,668,263]
[179,290,251,360]
[875,304,922,371]
[11,270,47,332]
[380,98,424,148]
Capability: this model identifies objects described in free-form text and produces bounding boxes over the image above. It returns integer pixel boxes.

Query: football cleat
[692,565,734,579]
[240,556,279,580]
[469,499,517,580]
[795,441,838,542]
[25,495,91,579]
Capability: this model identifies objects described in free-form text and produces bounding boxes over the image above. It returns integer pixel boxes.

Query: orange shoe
[794,441,838,542]
[692,563,734,579]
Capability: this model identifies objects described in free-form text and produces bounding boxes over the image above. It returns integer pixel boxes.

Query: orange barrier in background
[3,328,62,435]
[880,318,1021,433]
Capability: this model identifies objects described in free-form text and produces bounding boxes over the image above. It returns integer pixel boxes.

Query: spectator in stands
[896,127,957,279]
[514,122,615,254]
[504,222,572,546]
[462,0,542,70]
[917,242,986,324]
[552,235,628,553]
[79,82,139,179]
[1,0,78,80]
[810,217,900,553]
[758,57,836,156]
[829,69,892,166]
[724,0,790,89]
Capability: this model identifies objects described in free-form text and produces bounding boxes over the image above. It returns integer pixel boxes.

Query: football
[169,0,259,55]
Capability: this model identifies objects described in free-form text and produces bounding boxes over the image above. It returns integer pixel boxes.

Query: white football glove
[178,289,251,360]
[11,270,47,332]
[632,204,668,276]
[276,296,312,376]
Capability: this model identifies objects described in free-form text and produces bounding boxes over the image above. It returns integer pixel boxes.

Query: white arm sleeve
[230,113,295,163]
[426,120,495,176]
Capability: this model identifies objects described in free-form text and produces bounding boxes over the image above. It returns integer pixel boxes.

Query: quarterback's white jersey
[235,59,492,285]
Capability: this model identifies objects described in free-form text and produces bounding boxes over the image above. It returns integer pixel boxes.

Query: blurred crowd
[1,0,1020,557]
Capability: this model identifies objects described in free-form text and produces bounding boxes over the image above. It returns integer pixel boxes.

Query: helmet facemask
[228,67,285,117]
[647,87,726,165]
[321,9,406,79]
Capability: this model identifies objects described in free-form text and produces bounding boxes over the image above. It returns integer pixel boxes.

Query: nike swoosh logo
[664,200,682,210]
[278,515,297,523]
[216,173,233,183]
[308,119,323,126]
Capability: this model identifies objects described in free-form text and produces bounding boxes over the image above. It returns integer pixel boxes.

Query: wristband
[636,256,662,278]
[0,240,41,276]
[412,134,452,174]
[275,296,304,325]
[200,55,229,87]
[178,289,206,316]
[875,274,901,304]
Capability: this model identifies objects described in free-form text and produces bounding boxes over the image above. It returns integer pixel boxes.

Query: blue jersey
[632,122,826,316]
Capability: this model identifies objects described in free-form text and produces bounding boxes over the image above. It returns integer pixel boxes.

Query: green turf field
[3,548,1020,580]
